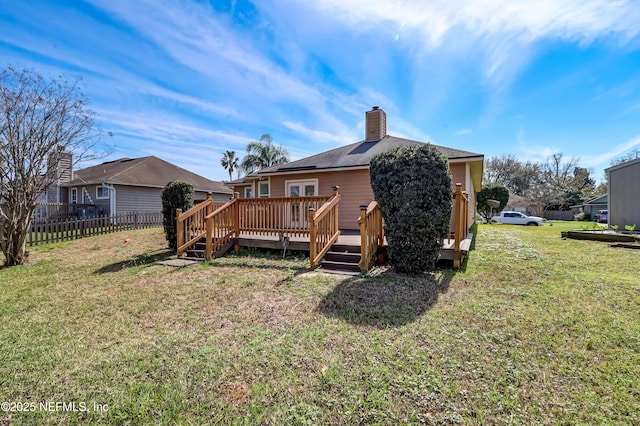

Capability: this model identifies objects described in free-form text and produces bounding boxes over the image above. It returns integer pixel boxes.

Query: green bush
[370,144,452,273]
[477,183,509,221]
[161,181,194,249]
[574,212,591,221]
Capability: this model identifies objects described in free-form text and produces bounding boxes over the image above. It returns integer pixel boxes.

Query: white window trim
[96,186,109,200]
[285,178,319,197]
[70,188,78,204]
[258,179,270,198]
[244,187,253,198]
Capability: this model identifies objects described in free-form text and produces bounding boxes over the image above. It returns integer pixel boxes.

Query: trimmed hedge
[370,144,452,273]
[161,181,194,249]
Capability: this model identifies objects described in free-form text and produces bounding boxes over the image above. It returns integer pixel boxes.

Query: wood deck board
[234,232,472,254]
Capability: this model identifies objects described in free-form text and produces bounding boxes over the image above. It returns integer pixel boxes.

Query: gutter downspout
[102,182,116,224]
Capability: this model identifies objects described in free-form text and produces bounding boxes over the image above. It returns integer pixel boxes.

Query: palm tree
[240,134,290,174]
[220,150,239,181]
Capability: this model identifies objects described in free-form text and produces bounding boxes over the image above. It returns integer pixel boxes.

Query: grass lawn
[1,222,638,424]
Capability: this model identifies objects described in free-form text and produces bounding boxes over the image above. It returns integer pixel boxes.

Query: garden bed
[561,229,638,242]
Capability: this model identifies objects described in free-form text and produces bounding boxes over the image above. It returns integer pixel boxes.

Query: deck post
[358,205,368,271]
[332,185,340,232]
[309,208,317,267]
[176,208,183,255]
[205,193,213,216]
[233,192,240,253]
[453,183,462,269]
[205,214,213,260]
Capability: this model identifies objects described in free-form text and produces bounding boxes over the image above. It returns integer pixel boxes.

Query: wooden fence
[27,211,162,246]
[543,210,575,221]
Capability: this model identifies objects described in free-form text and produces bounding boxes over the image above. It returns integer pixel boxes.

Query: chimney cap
[371,106,380,111]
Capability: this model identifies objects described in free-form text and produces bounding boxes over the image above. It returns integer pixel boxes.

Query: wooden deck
[235,231,473,260]
[177,185,473,269]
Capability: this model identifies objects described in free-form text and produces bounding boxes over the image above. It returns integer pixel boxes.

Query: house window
[96,186,110,199]
[259,182,269,198]
[285,179,318,198]
[71,188,78,204]
[244,187,253,198]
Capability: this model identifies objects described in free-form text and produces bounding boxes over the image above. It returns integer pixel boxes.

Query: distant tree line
[482,153,607,215]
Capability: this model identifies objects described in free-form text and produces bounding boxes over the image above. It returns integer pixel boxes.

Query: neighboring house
[569,194,608,219]
[61,156,233,216]
[225,176,255,198]
[506,192,537,215]
[227,107,484,232]
[606,158,640,228]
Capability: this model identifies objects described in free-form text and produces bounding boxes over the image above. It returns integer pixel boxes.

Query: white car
[491,211,545,226]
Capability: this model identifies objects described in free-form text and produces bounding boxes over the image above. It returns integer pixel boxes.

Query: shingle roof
[257,135,483,174]
[64,156,232,194]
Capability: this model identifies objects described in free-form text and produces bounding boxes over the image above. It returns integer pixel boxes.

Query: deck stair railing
[205,196,239,258]
[452,183,469,269]
[309,186,341,268]
[358,201,385,271]
[176,197,225,256]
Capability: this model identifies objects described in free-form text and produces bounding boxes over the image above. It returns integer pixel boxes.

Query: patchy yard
[0,223,638,424]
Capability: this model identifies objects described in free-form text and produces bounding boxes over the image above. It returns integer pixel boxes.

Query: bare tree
[524,153,592,213]
[0,66,102,266]
[610,148,640,167]
[484,154,540,196]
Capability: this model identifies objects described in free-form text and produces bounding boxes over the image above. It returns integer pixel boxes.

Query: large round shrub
[161,181,194,249]
[370,144,452,273]
[477,183,509,221]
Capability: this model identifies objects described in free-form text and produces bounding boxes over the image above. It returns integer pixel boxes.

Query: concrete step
[316,266,361,276]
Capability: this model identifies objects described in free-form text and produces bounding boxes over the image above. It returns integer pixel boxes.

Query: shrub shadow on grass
[317,269,454,328]
[93,249,174,274]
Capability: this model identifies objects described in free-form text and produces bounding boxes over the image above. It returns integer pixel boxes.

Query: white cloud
[302,0,640,87]
[581,135,640,167]
[455,129,472,136]
[283,121,356,145]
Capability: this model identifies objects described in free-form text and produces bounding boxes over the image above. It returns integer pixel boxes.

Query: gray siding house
[606,158,640,229]
[62,156,233,216]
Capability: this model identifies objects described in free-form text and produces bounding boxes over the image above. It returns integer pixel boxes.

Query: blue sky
[2,0,640,183]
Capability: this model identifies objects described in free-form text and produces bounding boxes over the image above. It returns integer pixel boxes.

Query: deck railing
[452,183,469,268]
[237,196,328,237]
[176,197,225,256]
[309,186,341,268]
[176,190,339,266]
[358,201,385,271]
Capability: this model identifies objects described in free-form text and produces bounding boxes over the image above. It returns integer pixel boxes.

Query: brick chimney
[365,106,387,142]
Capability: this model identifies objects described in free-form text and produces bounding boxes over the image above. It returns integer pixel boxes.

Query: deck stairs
[318,243,362,275]
[181,237,234,260]
[181,236,364,275]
